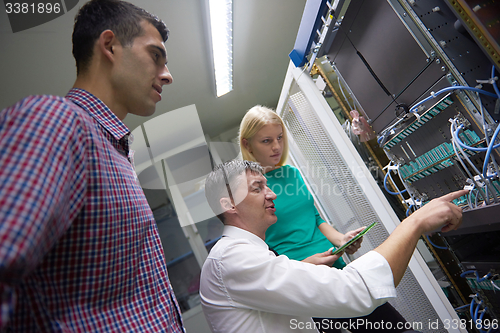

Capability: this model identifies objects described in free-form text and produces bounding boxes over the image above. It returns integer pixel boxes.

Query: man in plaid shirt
[0,0,184,331]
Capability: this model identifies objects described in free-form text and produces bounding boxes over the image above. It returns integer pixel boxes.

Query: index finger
[436,189,469,203]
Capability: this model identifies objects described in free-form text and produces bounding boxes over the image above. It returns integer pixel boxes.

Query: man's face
[111,20,173,118]
[232,170,278,227]
[246,123,284,170]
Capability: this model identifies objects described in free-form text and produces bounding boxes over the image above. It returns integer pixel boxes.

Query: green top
[264,165,346,269]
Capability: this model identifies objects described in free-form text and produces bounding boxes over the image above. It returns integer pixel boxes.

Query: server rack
[281,0,500,331]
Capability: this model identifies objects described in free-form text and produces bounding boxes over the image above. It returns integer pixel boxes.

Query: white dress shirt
[200,225,397,333]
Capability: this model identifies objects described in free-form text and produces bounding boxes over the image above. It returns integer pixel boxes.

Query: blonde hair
[238,105,289,167]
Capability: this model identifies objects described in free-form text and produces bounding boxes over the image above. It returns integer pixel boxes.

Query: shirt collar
[66,88,130,141]
[222,225,270,250]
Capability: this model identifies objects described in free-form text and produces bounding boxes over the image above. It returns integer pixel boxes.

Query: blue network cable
[452,124,500,177]
[453,124,500,152]
[405,205,413,217]
[410,86,498,114]
[460,270,492,282]
[426,235,448,250]
[483,123,500,176]
[383,168,407,195]
[470,298,476,323]
[453,304,470,311]
[463,280,493,332]
[454,304,471,311]
[475,303,481,325]
[479,306,489,333]
[421,82,500,178]
[378,84,498,145]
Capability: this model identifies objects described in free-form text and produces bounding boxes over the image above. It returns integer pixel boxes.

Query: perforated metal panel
[278,78,453,332]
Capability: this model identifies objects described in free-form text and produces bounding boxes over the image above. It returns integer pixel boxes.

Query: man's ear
[220,197,236,214]
[98,30,119,62]
[242,138,252,154]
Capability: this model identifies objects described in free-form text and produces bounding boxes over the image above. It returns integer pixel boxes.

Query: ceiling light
[208,0,233,97]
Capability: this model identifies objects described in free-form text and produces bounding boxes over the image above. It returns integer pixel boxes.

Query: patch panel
[384,95,454,149]
[451,180,500,206]
[399,132,484,183]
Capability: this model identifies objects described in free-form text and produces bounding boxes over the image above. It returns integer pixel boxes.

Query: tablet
[331,221,377,255]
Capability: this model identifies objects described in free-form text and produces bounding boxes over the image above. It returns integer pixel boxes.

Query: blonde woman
[238,105,409,333]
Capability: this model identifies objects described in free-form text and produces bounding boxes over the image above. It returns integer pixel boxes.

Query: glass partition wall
[130,105,231,314]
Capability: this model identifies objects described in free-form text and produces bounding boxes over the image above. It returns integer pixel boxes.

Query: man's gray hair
[205,160,263,223]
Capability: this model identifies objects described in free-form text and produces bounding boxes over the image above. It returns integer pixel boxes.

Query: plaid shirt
[0,89,185,332]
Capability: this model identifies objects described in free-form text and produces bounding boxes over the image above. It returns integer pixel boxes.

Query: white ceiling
[0,0,307,139]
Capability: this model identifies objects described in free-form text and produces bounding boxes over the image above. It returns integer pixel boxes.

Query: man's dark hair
[72,0,169,75]
[205,160,263,223]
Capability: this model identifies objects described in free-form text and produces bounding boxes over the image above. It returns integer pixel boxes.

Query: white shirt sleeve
[204,237,396,319]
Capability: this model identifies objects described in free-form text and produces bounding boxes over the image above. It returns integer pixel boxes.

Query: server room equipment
[278,0,500,331]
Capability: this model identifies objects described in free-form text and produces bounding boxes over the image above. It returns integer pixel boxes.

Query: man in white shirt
[200,160,466,333]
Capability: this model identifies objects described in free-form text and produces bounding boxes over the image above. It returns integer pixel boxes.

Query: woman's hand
[302,249,343,266]
[340,227,366,255]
